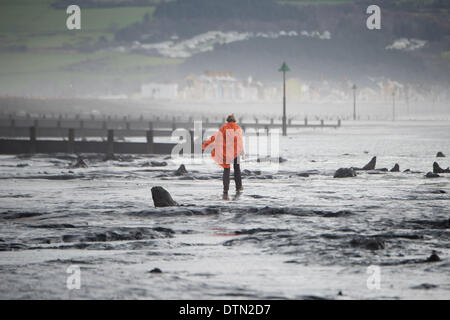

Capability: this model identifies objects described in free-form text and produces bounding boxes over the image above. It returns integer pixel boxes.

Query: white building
[141,83,178,100]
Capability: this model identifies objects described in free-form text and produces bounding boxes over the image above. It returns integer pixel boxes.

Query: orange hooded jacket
[202,122,244,168]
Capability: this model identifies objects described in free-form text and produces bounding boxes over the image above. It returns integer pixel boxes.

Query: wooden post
[304,117,308,126]
[107,130,114,156]
[126,122,130,130]
[146,129,154,154]
[321,120,324,127]
[29,127,36,153]
[189,130,195,156]
[338,119,341,127]
[68,128,75,153]
[279,62,290,136]
[265,126,269,135]
[270,118,274,125]
[172,117,176,131]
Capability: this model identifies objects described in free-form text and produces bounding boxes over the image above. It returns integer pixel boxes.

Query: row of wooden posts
[26,127,159,154]
[5,117,341,131]
[20,123,295,155]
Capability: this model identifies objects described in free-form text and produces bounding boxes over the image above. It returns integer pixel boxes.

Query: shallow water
[0,121,449,299]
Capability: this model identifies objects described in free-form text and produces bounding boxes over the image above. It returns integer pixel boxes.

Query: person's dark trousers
[223,157,242,192]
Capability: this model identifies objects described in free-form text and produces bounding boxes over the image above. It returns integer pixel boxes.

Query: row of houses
[140,71,450,103]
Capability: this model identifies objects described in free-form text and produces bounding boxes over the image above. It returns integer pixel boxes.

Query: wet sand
[0,121,449,299]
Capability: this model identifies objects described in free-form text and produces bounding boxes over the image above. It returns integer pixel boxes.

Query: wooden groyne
[0,114,341,155]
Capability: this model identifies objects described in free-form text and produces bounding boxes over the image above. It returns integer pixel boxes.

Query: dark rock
[411,283,439,290]
[174,164,188,176]
[426,253,441,262]
[16,163,29,168]
[350,237,385,250]
[390,164,400,172]
[436,152,445,158]
[362,156,376,170]
[234,228,289,235]
[0,242,28,251]
[425,172,440,178]
[433,162,450,173]
[333,168,356,178]
[28,223,77,229]
[321,210,353,217]
[243,169,262,176]
[403,169,411,173]
[149,268,163,274]
[151,186,178,207]
[71,158,88,168]
[150,161,167,167]
[430,189,447,194]
[406,218,450,229]
[297,173,310,177]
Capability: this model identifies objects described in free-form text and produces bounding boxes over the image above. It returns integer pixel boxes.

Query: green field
[0,0,180,95]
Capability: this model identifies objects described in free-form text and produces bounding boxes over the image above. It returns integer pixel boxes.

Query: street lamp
[279,62,290,136]
[352,84,357,121]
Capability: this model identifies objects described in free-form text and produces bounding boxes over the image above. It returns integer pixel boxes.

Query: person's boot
[222,190,229,200]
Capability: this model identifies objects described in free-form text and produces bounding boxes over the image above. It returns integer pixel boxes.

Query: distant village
[139,71,450,105]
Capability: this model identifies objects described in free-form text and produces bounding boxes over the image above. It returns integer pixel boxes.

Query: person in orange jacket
[202,114,244,194]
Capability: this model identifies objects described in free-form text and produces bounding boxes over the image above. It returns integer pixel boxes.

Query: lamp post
[352,84,357,121]
[279,62,290,136]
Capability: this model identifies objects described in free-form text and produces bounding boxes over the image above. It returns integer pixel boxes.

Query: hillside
[0,0,448,96]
